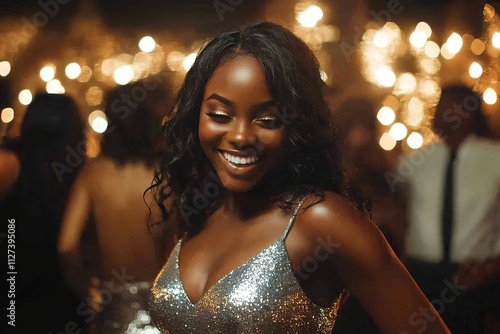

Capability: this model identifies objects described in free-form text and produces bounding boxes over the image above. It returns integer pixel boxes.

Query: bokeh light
[65,62,81,79]
[297,5,323,28]
[407,132,424,149]
[0,61,11,77]
[139,36,156,53]
[375,68,396,87]
[182,53,197,71]
[444,33,463,55]
[40,65,56,82]
[415,22,432,38]
[18,89,32,105]
[406,97,425,127]
[409,30,427,48]
[377,106,396,125]
[77,65,92,83]
[469,62,483,78]
[373,30,389,48]
[166,51,185,71]
[389,122,408,140]
[85,86,104,106]
[492,32,500,49]
[471,39,485,55]
[424,41,440,58]
[113,65,135,85]
[379,132,397,151]
[88,109,108,133]
[46,79,64,94]
[483,88,498,105]
[1,107,14,123]
[394,73,417,95]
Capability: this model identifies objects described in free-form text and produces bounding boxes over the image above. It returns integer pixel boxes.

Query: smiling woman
[199,55,286,193]
[147,21,451,334]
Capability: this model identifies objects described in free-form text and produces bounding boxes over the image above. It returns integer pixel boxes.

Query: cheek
[258,130,286,150]
[198,119,220,151]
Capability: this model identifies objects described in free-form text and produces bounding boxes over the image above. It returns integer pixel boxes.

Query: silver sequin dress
[149,199,342,333]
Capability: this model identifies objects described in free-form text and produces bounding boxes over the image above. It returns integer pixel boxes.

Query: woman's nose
[227,119,257,149]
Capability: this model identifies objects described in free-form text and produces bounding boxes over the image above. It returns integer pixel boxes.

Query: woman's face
[198,55,286,193]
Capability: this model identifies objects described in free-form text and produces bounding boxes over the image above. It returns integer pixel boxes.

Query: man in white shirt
[395,84,500,333]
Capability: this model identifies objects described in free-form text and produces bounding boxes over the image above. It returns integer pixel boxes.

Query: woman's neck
[221,190,275,220]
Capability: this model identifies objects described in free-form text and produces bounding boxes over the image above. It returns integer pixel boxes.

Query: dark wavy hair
[19,93,85,238]
[101,79,164,166]
[150,22,359,238]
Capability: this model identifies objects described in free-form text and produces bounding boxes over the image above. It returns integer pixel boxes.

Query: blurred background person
[58,78,167,333]
[334,97,405,253]
[398,84,500,333]
[331,98,406,334]
[0,93,86,332]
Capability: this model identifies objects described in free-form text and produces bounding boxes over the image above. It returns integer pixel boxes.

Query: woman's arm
[301,192,451,334]
[57,164,93,301]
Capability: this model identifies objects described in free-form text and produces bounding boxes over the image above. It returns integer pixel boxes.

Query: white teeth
[222,152,259,165]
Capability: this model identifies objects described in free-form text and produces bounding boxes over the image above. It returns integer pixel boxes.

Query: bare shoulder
[298,191,373,238]
[296,191,393,265]
[77,156,113,179]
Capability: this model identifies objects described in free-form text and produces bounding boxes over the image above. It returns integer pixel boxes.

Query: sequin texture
[89,281,160,334]
[149,200,341,333]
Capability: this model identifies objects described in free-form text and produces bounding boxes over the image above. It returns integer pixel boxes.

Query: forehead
[203,55,272,101]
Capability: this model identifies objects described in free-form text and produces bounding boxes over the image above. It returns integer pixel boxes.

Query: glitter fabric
[149,199,342,333]
[88,281,160,334]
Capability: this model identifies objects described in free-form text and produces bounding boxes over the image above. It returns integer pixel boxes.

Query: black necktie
[442,148,457,263]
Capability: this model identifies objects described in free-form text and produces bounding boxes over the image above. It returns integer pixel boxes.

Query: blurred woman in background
[0,93,86,332]
[58,79,169,333]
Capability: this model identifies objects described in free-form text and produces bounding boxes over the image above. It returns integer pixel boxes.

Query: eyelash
[206,111,230,118]
[258,117,276,122]
[205,111,280,127]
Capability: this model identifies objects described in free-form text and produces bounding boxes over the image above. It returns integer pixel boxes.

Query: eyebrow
[205,93,276,112]
[206,93,235,108]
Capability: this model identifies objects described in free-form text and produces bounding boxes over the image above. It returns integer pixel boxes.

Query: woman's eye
[256,117,281,129]
[206,111,231,122]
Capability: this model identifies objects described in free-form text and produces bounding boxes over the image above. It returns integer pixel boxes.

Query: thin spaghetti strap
[280,196,308,241]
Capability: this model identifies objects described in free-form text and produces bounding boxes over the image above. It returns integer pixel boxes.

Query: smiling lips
[219,150,261,176]
[222,151,260,165]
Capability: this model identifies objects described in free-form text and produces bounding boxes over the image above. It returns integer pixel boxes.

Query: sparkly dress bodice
[149,199,342,333]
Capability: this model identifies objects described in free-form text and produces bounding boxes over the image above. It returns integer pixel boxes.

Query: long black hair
[20,93,85,238]
[150,22,360,238]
